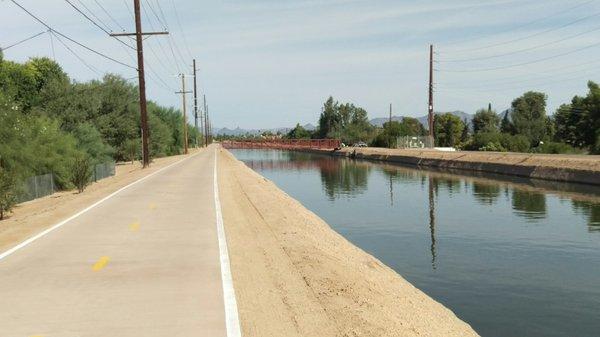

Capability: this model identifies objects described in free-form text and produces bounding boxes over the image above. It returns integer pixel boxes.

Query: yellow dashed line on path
[130,221,140,232]
[149,203,157,210]
[92,256,110,272]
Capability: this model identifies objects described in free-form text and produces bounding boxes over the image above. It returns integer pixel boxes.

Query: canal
[229,149,600,337]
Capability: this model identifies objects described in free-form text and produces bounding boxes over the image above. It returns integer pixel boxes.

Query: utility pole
[428,44,434,141]
[193,59,202,147]
[176,74,192,154]
[207,106,211,144]
[203,94,208,145]
[110,0,168,168]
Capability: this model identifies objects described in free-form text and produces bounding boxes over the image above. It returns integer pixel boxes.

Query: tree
[500,110,513,134]
[287,124,312,139]
[0,167,18,220]
[472,108,500,134]
[434,113,465,147]
[554,81,600,152]
[318,96,340,138]
[71,123,114,165]
[316,97,374,144]
[398,117,425,136]
[510,91,548,145]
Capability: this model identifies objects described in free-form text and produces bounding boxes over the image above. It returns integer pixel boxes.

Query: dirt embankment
[311,147,600,185]
[0,150,201,253]
[218,148,479,337]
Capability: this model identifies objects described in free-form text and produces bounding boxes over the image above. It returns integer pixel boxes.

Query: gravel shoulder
[218,147,479,337]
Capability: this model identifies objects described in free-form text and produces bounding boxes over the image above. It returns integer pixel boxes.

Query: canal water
[229,149,600,337]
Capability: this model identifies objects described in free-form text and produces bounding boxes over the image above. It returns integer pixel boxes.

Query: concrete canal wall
[304,147,600,186]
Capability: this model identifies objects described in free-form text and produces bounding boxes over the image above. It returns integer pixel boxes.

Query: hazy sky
[2,0,600,129]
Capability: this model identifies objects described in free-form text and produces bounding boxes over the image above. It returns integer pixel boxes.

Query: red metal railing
[222,139,341,150]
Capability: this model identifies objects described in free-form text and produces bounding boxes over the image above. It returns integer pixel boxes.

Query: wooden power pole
[176,74,192,154]
[203,94,208,146]
[193,59,202,147]
[428,44,434,140]
[110,0,168,168]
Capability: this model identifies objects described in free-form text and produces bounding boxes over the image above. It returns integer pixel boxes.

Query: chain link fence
[17,173,55,203]
[397,136,434,149]
[17,162,116,203]
[92,162,116,182]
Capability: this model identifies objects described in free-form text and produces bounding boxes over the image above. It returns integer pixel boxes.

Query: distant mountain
[370,111,475,128]
[214,126,292,136]
[214,122,317,136]
[303,123,316,131]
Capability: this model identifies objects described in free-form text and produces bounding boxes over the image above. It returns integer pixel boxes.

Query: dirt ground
[0,149,200,253]
[338,147,600,172]
[217,148,479,337]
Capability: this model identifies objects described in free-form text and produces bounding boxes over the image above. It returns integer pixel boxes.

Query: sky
[2,0,600,129]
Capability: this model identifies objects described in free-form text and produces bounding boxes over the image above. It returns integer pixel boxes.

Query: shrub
[535,141,584,154]
[0,168,19,220]
[501,134,530,153]
[470,132,530,153]
[121,139,141,164]
[70,154,92,193]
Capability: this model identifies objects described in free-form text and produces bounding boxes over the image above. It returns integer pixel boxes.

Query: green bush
[535,141,584,154]
[0,167,18,220]
[70,154,92,193]
[470,132,530,152]
[501,134,530,153]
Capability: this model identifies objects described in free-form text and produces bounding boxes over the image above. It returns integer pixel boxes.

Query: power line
[441,57,600,86]
[50,31,101,76]
[1,30,47,51]
[170,0,194,60]
[123,0,135,21]
[442,0,596,52]
[438,71,600,94]
[48,30,56,61]
[93,0,127,32]
[440,24,600,63]
[64,0,135,50]
[143,0,166,29]
[75,0,112,32]
[10,0,136,70]
[154,0,188,67]
[440,12,600,52]
[140,1,180,74]
[438,39,600,73]
[439,60,600,89]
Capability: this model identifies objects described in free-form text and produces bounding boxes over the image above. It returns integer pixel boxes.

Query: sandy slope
[218,148,479,337]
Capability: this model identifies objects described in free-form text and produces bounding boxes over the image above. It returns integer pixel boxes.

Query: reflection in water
[572,200,600,232]
[428,177,437,270]
[389,175,394,207]
[472,182,502,205]
[320,160,370,200]
[512,190,547,221]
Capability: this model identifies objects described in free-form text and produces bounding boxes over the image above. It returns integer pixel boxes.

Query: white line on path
[213,148,242,337]
[0,152,201,262]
